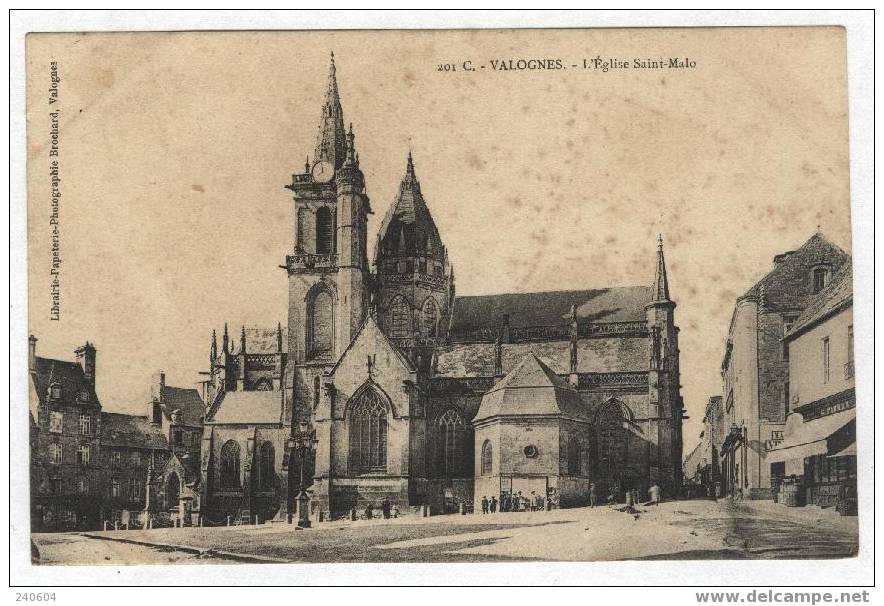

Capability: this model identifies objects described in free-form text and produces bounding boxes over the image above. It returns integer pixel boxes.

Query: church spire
[652,234,671,302]
[314,51,347,170]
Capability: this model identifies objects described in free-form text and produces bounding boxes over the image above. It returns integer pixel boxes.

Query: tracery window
[421,298,439,338]
[595,401,629,478]
[349,388,388,474]
[220,440,241,489]
[437,408,465,477]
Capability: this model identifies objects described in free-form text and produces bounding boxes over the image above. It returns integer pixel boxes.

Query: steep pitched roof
[448,286,652,342]
[314,52,347,170]
[743,233,849,311]
[100,412,168,449]
[473,354,589,423]
[206,390,283,425]
[30,357,100,409]
[786,260,853,339]
[375,153,447,263]
[158,386,205,427]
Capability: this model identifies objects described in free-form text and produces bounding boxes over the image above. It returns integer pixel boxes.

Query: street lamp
[289,419,318,528]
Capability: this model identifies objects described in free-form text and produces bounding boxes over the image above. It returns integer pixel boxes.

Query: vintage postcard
[12,16,873,588]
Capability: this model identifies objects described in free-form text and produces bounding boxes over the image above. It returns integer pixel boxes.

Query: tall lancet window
[389,296,411,340]
[220,440,241,489]
[316,207,334,255]
[349,388,388,474]
[421,298,439,338]
[308,289,334,360]
[437,408,465,478]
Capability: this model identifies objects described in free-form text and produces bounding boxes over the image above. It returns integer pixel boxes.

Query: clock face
[312,160,334,183]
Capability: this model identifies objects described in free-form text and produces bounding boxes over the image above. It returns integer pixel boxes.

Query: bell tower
[284,53,371,366]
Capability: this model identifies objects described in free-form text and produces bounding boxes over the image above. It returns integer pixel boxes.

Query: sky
[26,28,851,454]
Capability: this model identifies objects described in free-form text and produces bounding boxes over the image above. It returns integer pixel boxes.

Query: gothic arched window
[220,440,241,489]
[437,408,465,478]
[567,437,581,476]
[315,206,334,255]
[257,442,275,490]
[308,289,334,360]
[389,296,411,340]
[349,388,388,474]
[481,440,493,476]
[421,298,439,338]
[594,401,629,479]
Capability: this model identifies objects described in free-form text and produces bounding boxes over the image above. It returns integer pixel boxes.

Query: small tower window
[812,267,829,294]
[220,440,241,489]
[437,408,465,478]
[481,440,493,476]
[308,289,335,360]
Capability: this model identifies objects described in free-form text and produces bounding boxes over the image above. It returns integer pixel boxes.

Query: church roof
[473,354,588,423]
[375,153,447,263]
[448,286,652,342]
[742,232,849,311]
[786,260,853,339]
[206,390,283,425]
[100,412,168,449]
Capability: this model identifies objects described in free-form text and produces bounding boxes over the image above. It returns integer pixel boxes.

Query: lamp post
[289,419,318,528]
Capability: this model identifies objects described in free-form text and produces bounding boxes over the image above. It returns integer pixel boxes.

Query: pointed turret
[222,323,229,354]
[210,329,218,365]
[314,51,347,170]
[652,234,671,303]
[240,325,247,354]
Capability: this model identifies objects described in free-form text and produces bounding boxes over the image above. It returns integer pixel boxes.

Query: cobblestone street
[32,499,858,565]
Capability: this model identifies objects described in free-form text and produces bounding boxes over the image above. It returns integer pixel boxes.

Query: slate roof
[158,386,205,427]
[448,286,652,342]
[434,337,648,378]
[31,357,99,408]
[375,153,447,263]
[474,354,589,423]
[207,390,283,425]
[742,233,849,311]
[786,260,853,339]
[100,412,168,449]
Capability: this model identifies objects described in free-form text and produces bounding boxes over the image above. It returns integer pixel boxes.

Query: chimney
[150,371,166,425]
[28,335,37,372]
[74,341,96,390]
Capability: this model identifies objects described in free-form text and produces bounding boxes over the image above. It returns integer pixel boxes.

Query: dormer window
[49,383,61,401]
[812,267,830,294]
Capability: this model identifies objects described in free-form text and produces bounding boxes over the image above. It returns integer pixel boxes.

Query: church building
[199,54,685,521]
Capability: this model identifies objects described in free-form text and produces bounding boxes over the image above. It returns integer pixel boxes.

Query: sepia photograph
[10,10,874,591]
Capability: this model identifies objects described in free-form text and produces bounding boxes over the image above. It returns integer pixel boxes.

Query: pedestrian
[382,498,391,519]
[650,483,662,505]
[490,495,497,513]
[481,495,489,514]
[364,503,373,520]
[529,491,537,511]
[515,492,523,512]
[589,483,597,508]
[535,492,544,512]
[392,504,400,518]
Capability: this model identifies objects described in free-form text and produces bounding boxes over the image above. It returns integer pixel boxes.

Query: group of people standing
[480,490,550,514]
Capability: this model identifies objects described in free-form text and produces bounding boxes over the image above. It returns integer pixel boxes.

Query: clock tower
[284,53,372,371]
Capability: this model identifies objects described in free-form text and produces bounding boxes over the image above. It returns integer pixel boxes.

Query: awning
[766,408,855,464]
[829,442,856,458]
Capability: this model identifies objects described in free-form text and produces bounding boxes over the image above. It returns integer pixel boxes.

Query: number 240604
[16,594,56,602]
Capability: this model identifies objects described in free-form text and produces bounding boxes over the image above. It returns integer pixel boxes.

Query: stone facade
[719,233,849,499]
[28,338,204,531]
[195,54,685,521]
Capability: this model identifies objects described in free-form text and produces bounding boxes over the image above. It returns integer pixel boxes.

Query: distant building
[719,233,849,499]
[768,261,855,510]
[28,337,204,531]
